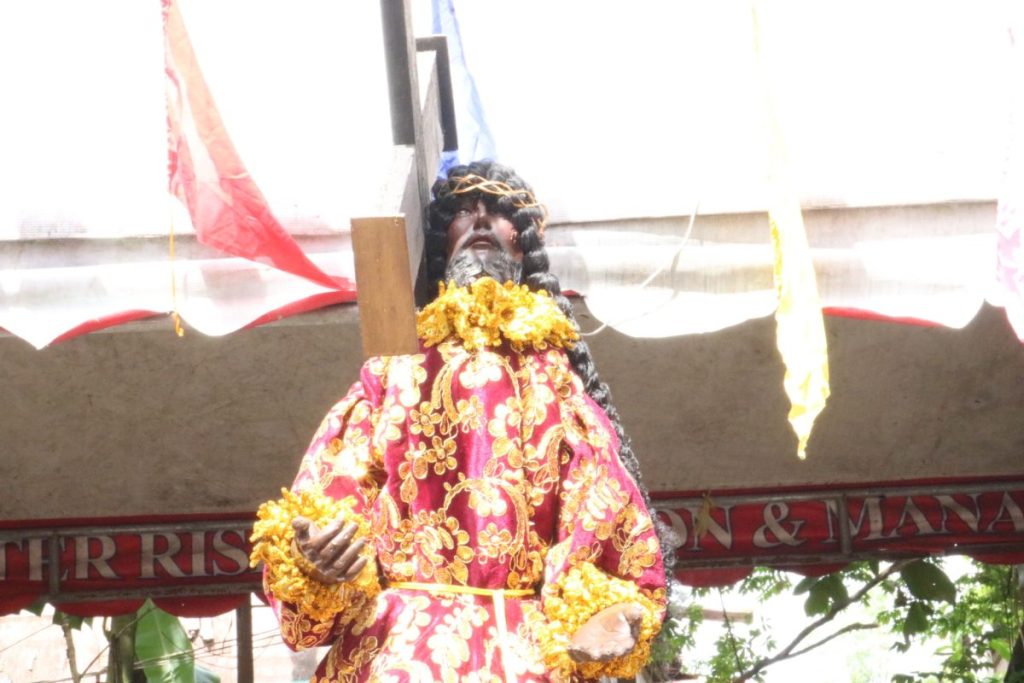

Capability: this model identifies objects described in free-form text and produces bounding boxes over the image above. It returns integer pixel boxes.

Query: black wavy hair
[426,160,677,581]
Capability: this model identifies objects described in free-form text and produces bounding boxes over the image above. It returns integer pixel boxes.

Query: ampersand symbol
[752,502,806,548]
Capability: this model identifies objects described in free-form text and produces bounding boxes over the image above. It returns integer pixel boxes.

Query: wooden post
[379,0,431,200]
[105,614,136,683]
[236,596,254,683]
[351,216,419,358]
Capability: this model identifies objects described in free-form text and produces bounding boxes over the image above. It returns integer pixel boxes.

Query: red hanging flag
[996,21,1024,341]
[163,0,343,291]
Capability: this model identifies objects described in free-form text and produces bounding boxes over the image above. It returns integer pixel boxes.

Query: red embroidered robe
[270,337,666,682]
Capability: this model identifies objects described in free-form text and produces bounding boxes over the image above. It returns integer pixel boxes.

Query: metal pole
[236,595,254,683]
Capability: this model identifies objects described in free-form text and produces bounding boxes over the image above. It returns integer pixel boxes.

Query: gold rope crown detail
[447,173,549,237]
[417,278,578,352]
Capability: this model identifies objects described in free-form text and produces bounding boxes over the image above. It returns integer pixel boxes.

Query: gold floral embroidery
[559,460,630,541]
[520,382,554,428]
[466,481,509,517]
[321,635,379,682]
[398,434,459,503]
[379,354,428,408]
[280,608,334,650]
[488,398,524,466]
[459,351,505,388]
[390,510,475,585]
[425,435,459,475]
[409,401,442,437]
[455,395,485,432]
[374,400,407,446]
[618,535,661,579]
[549,361,576,401]
[369,596,435,681]
[477,522,514,561]
[428,603,490,682]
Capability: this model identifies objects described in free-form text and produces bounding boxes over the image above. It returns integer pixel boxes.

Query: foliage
[22,598,220,683]
[877,562,1023,683]
[704,617,776,683]
[647,582,703,680]
[134,600,221,683]
[645,559,1022,683]
[23,597,93,632]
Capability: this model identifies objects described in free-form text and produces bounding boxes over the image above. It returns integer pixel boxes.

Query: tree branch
[55,613,82,683]
[719,588,746,675]
[789,622,878,658]
[732,559,915,682]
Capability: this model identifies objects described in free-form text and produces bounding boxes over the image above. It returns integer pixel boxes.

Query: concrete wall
[3,297,1022,521]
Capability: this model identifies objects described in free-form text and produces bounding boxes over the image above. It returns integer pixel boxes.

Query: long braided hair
[426,160,677,579]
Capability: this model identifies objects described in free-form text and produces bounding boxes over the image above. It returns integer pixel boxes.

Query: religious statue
[251,161,670,682]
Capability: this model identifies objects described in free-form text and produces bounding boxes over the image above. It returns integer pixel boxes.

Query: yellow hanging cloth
[752,2,830,459]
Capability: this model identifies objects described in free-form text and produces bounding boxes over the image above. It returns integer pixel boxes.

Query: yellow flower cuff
[537,562,662,680]
[250,489,380,623]
[417,277,579,352]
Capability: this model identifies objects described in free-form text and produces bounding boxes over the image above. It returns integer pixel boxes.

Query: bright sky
[444,1,1011,221]
[0,1,1015,237]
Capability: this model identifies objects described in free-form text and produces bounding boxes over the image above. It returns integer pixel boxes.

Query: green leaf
[820,574,849,607]
[24,597,47,616]
[991,638,1013,661]
[900,560,956,604]
[793,576,818,595]
[134,601,195,683]
[803,573,849,615]
[804,582,830,616]
[902,601,930,636]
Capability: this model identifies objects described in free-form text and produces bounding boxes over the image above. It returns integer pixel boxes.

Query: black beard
[444,249,523,287]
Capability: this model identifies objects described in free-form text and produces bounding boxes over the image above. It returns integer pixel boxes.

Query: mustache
[463,232,501,248]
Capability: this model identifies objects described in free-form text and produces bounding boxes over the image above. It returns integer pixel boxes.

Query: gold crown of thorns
[447,173,549,237]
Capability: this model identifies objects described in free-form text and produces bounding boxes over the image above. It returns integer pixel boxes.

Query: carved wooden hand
[291,515,369,584]
[566,602,645,663]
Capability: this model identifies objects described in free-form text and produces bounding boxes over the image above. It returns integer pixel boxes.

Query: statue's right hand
[291,515,369,584]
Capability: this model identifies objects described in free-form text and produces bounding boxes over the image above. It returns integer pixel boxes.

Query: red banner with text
[657,478,1024,587]
[1,478,1022,615]
[0,518,259,616]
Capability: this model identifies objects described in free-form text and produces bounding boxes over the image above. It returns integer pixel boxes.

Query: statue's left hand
[566,602,645,663]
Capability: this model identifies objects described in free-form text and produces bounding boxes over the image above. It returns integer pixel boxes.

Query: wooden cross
[350,0,457,359]
[351,213,420,358]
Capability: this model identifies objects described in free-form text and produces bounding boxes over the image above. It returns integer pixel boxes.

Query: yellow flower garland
[536,562,663,680]
[249,488,380,622]
[416,278,579,352]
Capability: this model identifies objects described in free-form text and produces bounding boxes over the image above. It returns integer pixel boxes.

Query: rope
[580,199,701,337]
[168,199,185,337]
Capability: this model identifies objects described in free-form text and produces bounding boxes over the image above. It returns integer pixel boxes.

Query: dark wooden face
[445,196,522,263]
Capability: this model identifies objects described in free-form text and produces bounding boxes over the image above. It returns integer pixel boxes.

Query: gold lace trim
[416,278,578,352]
[536,562,662,680]
[250,489,380,622]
